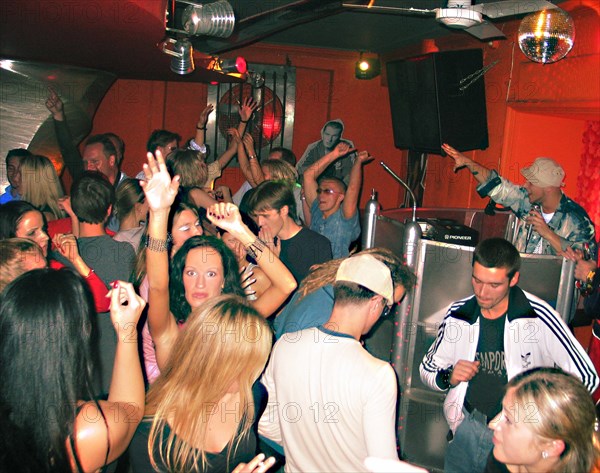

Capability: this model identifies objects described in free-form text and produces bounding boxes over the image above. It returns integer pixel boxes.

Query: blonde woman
[129,295,274,473]
[20,154,65,221]
[487,367,599,473]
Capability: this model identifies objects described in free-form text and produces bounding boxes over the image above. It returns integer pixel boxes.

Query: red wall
[89,45,407,210]
[410,2,600,210]
[89,1,599,215]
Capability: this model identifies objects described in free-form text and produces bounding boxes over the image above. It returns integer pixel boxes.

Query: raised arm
[188,187,219,209]
[303,142,354,208]
[441,143,491,185]
[243,133,265,186]
[140,151,181,367]
[342,150,373,219]
[74,281,145,471]
[45,87,84,181]
[52,232,110,313]
[208,202,297,317]
[214,97,259,173]
[236,132,258,187]
[57,196,79,237]
[193,103,214,147]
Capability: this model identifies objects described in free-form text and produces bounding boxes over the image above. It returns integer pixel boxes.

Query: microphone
[484,199,497,216]
[526,204,541,241]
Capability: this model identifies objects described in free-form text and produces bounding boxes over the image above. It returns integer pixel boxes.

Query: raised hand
[333,141,355,159]
[140,151,180,212]
[206,202,246,236]
[355,150,374,165]
[58,196,75,217]
[442,143,471,172]
[197,103,214,128]
[108,280,146,339]
[258,226,280,257]
[239,96,258,123]
[45,86,64,120]
[52,233,80,262]
[227,127,242,145]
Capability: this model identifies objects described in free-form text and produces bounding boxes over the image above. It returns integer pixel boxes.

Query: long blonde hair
[145,295,273,472]
[20,155,65,220]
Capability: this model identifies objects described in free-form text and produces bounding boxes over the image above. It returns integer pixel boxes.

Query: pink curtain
[577,121,600,245]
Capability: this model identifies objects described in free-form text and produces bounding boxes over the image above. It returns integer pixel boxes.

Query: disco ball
[518,9,575,64]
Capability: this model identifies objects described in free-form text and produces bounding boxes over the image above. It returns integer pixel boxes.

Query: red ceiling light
[220,56,247,74]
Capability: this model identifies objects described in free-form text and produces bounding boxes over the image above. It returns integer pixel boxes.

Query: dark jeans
[444,408,494,473]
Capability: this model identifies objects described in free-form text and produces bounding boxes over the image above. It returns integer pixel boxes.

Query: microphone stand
[380,161,422,270]
[380,161,418,224]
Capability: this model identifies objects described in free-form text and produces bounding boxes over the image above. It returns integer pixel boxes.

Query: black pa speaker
[386,49,489,154]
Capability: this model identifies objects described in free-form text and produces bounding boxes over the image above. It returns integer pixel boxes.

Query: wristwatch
[438,366,454,390]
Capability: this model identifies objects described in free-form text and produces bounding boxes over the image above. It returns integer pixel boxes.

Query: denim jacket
[477,170,597,256]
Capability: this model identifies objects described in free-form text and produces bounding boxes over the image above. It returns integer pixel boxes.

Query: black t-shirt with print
[465,312,508,419]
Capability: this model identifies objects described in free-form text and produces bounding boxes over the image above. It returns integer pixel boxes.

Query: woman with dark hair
[133,196,203,293]
[135,195,205,384]
[486,367,599,473]
[168,234,245,320]
[0,200,110,312]
[140,151,296,370]
[0,269,145,472]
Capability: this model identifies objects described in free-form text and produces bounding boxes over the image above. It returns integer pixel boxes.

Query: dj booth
[361,207,576,472]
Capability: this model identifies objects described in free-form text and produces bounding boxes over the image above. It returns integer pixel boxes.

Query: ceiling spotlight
[355,54,380,80]
[220,57,247,74]
[182,0,235,38]
[162,37,195,75]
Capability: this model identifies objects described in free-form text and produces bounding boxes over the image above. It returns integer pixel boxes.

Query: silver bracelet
[146,235,169,253]
[245,238,266,260]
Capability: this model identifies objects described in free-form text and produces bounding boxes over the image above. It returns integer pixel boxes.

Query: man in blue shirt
[0,149,31,204]
[303,141,371,258]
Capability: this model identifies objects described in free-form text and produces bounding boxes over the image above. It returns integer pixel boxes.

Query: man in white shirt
[259,253,401,472]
